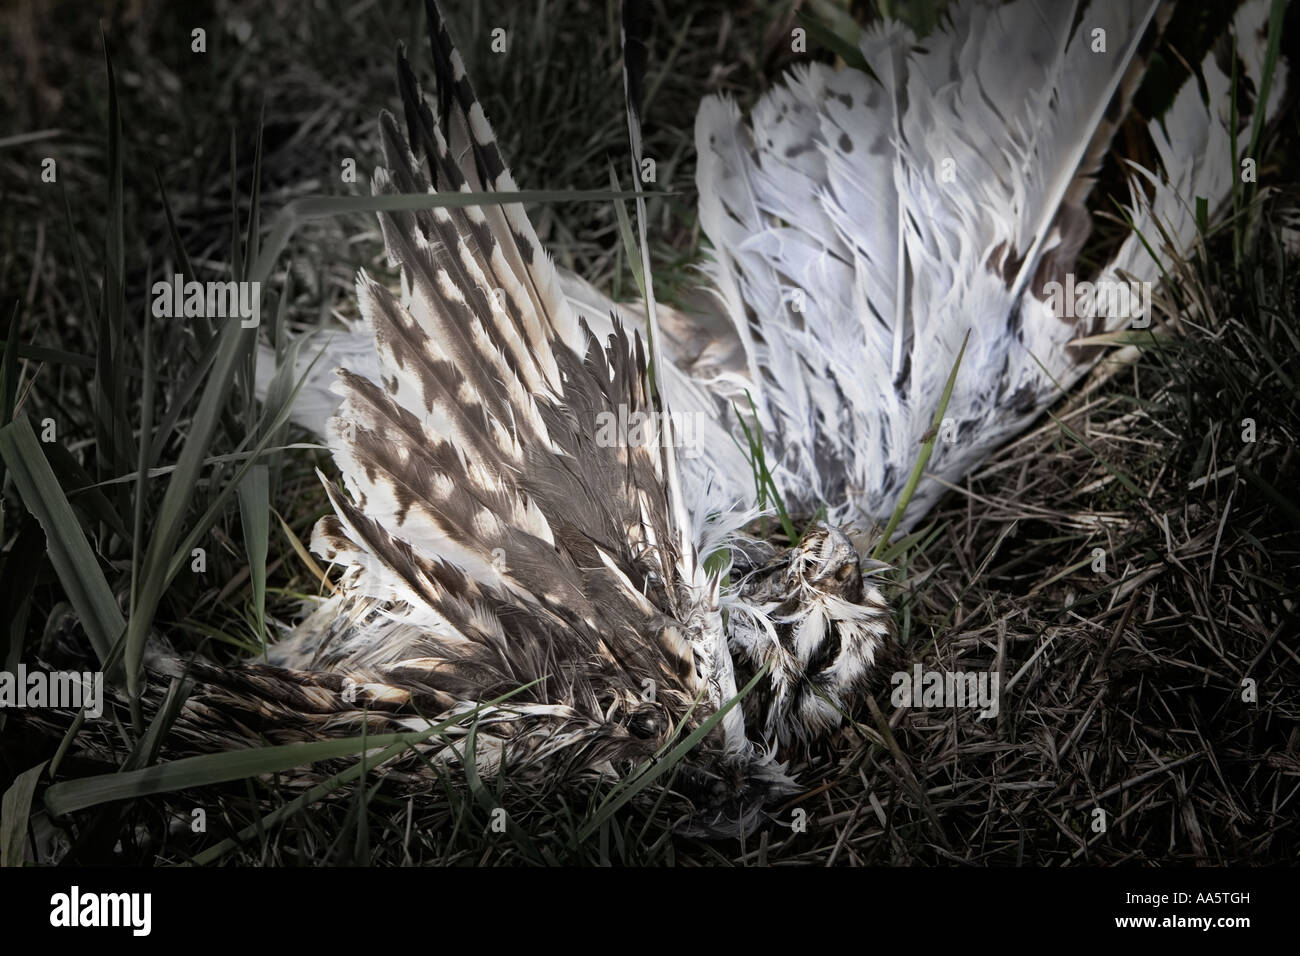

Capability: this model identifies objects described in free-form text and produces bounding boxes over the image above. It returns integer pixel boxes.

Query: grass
[0,0,1297,865]
[868,213,1299,863]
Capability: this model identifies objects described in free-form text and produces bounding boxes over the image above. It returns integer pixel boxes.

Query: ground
[0,0,1296,864]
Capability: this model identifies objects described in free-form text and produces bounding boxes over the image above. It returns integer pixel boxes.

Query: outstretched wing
[263,2,760,779]
[687,0,1285,531]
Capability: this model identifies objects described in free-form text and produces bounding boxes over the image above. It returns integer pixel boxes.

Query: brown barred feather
[29,1,908,834]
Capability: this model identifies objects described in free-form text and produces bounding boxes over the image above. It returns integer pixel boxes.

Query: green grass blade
[130,297,155,614]
[875,521,935,566]
[609,165,646,300]
[1231,34,1241,268]
[97,28,131,494]
[125,315,253,707]
[0,417,125,667]
[0,130,61,149]
[0,761,47,867]
[796,7,869,73]
[45,683,538,817]
[733,392,798,542]
[154,168,211,348]
[146,320,224,468]
[0,520,44,712]
[1241,0,1287,260]
[873,330,969,559]
[0,303,19,428]
[237,464,270,652]
[45,732,433,817]
[229,129,245,285]
[1246,0,1287,171]
[58,183,96,337]
[0,341,96,371]
[157,362,311,591]
[243,104,265,278]
[42,441,129,541]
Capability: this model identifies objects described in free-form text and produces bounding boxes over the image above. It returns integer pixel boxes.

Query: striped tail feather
[253,270,758,526]
[266,14,779,796]
[18,646,683,785]
[131,5,798,812]
[413,0,583,369]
